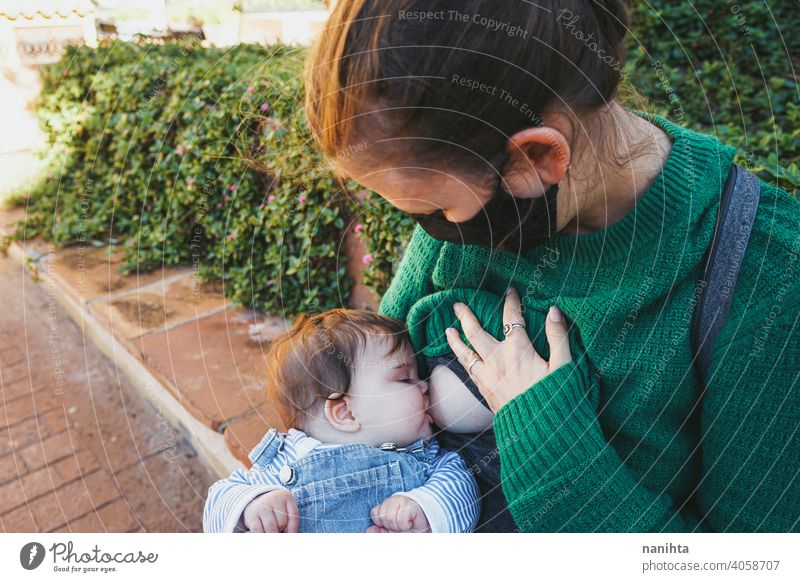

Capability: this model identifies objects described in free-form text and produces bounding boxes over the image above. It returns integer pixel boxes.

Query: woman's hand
[445,287,572,412]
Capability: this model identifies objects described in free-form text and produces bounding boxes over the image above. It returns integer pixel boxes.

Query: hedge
[5,2,796,317]
[625,1,799,190]
[10,40,356,316]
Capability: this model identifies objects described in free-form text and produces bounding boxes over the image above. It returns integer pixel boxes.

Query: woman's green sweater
[378,111,800,532]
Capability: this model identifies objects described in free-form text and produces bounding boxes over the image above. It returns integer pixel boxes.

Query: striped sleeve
[202,466,287,533]
[395,450,480,533]
[202,431,306,533]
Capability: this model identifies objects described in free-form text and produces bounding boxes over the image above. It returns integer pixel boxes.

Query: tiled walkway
[0,253,218,532]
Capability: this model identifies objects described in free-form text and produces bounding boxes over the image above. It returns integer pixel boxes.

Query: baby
[202,308,481,533]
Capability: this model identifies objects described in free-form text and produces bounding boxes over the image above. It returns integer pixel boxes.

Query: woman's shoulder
[743,177,798,289]
[717,176,799,349]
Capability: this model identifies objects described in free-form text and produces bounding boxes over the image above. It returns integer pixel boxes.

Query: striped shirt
[203,429,480,533]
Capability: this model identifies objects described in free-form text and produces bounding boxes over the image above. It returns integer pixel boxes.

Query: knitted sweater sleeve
[492,361,711,532]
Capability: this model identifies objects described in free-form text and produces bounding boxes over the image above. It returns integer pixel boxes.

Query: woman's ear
[323,393,360,432]
[502,125,571,198]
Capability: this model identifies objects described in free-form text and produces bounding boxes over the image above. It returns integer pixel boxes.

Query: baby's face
[346,335,433,448]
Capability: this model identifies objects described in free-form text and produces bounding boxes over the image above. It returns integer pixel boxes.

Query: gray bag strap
[691,164,762,387]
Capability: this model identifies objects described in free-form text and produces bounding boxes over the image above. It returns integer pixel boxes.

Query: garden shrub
[625,1,799,190]
[14,40,352,316]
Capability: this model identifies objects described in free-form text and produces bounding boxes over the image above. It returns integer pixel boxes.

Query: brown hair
[305,0,639,185]
[264,308,412,429]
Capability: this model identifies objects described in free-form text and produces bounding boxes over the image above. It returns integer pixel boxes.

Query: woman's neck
[558,107,673,236]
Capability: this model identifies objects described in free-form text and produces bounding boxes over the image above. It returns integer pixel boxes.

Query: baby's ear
[323,393,360,432]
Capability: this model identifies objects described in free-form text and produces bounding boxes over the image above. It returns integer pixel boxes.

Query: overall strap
[691,164,762,388]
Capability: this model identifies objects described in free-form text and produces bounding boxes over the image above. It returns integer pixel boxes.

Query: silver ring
[503,322,527,336]
[467,356,482,375]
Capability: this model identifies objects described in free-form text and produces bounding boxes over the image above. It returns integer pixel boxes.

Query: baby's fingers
[243,509,267,533]
[259,508,280,533]
[284,496,299,533]
[397,503,418,531]
[272,503,290,532]
[370,499,400,532]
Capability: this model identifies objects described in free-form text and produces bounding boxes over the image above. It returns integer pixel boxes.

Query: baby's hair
[263,309,412,430]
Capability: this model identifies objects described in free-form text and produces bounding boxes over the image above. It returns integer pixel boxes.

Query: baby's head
[264,309,432,448]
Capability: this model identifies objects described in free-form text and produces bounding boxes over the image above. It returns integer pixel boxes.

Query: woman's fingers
[546,306,572,369]
[452,302,497,358]
[445,326,471,359]
[502,287,526,334]
[445,327,481,378]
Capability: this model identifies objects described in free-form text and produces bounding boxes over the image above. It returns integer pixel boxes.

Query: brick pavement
[0,253,218,532]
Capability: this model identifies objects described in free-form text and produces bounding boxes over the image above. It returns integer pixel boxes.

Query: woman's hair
[264,308,412,429]
[305,0,634,183]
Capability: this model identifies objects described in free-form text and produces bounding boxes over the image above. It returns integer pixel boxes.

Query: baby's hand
[241,489,299,533]
[367,495,431,533]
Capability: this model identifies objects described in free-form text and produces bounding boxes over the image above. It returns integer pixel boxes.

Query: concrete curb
[2,234,244,478]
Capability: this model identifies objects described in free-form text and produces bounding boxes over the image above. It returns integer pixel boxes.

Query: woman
[303,0,800,531]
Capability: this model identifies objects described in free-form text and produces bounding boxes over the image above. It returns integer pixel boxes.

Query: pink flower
[353,223,363,234]
[262,81,270,88]
[298,196,307,204]
[227,234,235,241]
[224,195,230,202]
[56,215,62,223]
[267,279,274,286]
[362,253,373,265]
[187,178,196,187]
[260,102,270,113]
[176,146,185,156]
[127,240,136,247]
[267,194,276,203]
[259,203,265,209]
[246,86,254,94]
[229,184,237,191]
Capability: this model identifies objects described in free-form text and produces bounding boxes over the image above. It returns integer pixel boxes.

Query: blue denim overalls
[248,428,438,533]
